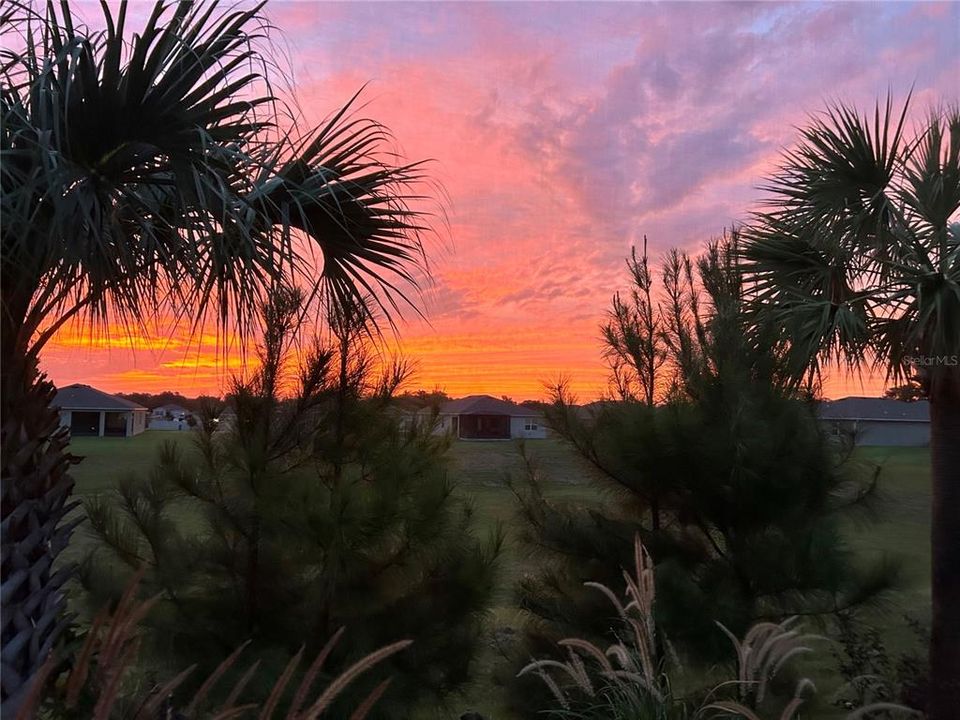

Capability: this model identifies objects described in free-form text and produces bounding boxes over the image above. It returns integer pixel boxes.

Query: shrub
[832,612,929,716]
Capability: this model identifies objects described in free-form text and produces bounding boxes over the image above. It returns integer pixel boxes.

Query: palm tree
[0,2,433,714]
[740,96,960,717]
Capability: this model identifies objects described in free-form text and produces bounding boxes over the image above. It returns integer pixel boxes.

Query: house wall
[426,413,457,437]
[58,409,147,437]
[432,412,547,439]
[130,410,146,436]
[859,420,929,446]
[510,416,547,439]
[438,414,456,435]
[823,419,929,447]
[147,418,188,431]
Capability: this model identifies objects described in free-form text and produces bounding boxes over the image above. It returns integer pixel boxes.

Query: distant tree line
[115,391,221,413]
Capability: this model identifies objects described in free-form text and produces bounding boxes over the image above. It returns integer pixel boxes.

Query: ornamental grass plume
[517,534,671,711]
[521,535,919,720]
[16,571,410,720]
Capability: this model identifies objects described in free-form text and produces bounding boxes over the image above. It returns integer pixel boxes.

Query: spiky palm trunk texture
[0,352,78,716]
[929,377,960,718]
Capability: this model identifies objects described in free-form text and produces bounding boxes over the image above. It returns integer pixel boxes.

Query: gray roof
[152,403,191,413]
[438,395,541,417]
[817,397,929,423]
[54,384,147,412]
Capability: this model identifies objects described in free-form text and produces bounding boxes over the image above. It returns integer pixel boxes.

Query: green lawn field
[65,431,932,719]
[68,431,196,494]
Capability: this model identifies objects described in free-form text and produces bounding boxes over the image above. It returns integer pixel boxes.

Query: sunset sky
[41,1,959,401]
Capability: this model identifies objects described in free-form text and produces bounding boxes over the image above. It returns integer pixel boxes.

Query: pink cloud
[40,1,958,400]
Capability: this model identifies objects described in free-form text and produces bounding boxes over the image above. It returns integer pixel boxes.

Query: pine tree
[504,234,894,716]
[601,236,669,406]
[77,289,501,716]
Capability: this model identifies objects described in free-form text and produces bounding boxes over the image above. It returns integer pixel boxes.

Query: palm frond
[742,96,960,389]
[1,0,435,362]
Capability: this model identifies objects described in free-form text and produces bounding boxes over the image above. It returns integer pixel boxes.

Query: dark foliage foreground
[520,535,918,720]
[739,97,959,715]
[2,0,434,343]
[503,236,898,716]
[19,570,409,720]
[1,0,437,713]
[76,290,501,717]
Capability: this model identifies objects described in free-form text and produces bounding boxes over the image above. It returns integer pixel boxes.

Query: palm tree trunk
[0,351,79,715]
[929,377,960,718]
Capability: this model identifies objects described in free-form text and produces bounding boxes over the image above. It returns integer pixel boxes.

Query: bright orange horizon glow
[39,314,890,402]
[39,2,956,403]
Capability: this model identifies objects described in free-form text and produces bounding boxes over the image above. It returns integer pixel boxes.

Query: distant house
[817,397,929,447]
[428,395,547,440]
[148,403,194,430]
[150,403,191,420]
[54,384,148,438]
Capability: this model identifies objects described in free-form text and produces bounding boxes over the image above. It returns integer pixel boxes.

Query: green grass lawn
[448,442,933,719]
[63,431,199,568]
[846,446,931,609]
[66,431,932,719]
[68,431,197,494]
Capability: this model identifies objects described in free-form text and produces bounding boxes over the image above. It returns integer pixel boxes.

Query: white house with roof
[54,384,148,438]
[150,403,191,420]
[426,395,547,440]
[817,397,929,447]
[148,403,195,430]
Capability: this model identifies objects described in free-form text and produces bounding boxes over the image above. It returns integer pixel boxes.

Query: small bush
[522,535,918,720]
[832,611,929,716]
